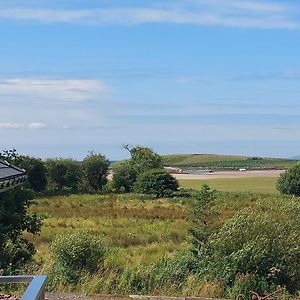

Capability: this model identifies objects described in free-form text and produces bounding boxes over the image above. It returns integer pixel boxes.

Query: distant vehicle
[239,168,247,172]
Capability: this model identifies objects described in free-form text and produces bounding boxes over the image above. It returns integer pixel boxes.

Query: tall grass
[26,191,294,297]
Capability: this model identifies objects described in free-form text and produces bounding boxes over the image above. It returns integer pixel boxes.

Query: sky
[1,0,300,160]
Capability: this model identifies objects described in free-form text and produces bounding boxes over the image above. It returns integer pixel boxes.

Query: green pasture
[162,153,297,169]
[179,176,278,194]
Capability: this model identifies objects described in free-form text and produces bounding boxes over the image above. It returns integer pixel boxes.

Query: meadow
[162,154,297,169]
[179,176,278,194]
[26,175,282,296]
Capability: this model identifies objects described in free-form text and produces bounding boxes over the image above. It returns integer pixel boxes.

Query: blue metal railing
[0,275,47,300]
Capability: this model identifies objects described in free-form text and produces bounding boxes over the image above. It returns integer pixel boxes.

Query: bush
[18,156,47,192]
[0,188,42,274]
[135,169,179,198]
[112,160,137,192]
[50,232,106,285]
[193,197,300,294]
[277,164,300,196]
[82,152,109,191]
[46,158,81,191]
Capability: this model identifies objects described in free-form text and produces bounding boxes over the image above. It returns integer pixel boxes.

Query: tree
[0,149,47,192]
[82,152,109,191]
[277,164,300,196]
[135,169,179,198]
[46,158,81,191]
[125,145,164,175]
[0,188,42,274]
[18,156,47,192]
[112,160,137,192]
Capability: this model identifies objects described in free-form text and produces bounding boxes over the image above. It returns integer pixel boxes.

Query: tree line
[0,146,179,196]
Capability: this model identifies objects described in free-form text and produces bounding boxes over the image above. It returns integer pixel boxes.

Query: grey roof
[0,160,27,193]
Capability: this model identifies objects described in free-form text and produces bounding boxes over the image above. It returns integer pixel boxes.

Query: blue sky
[1,0,300,160]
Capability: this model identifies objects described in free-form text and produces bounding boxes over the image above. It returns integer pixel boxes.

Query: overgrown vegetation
[277,164,300,196]
[0,188,42,274]
[3,147,300,299]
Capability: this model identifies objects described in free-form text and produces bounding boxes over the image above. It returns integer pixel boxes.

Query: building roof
[0,160,27,193]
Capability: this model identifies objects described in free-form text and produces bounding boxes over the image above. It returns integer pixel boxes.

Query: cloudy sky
[1,0,300,160]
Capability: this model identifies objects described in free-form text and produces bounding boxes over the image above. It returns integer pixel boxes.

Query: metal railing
[0,275,47,300]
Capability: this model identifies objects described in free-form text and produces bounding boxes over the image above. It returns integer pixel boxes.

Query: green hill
[162,154,298,169]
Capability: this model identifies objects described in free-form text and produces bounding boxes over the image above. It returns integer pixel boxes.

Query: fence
[0,276,47,300]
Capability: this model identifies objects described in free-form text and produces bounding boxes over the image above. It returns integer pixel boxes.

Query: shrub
[135,169,179,198]
[277,164,300,196]
[112,160,137,192]
[0,188,42,274]
[82,152,109,191]
[46,158,81,191]
[193,197,300,294]
[18,156,47,192]
[129,146,164,175]
[50,232,106,285]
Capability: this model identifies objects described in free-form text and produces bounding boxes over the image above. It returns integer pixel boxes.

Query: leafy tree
[135,169,179,198]
[18,156,47,192]
[0,188,42,274]
[0,149,47,192]
[46,158,81,191]
[277,164,300,196]
[112,145,164,192]
[112,160,137,192]
[125,145,164,175]
[82,152,109,191]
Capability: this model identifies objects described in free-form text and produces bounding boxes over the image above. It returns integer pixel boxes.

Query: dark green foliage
[192,197,300,295]
[0,188,42,273]
[50,232,106,285]
[1,149,47,192]
[82,152,109,191]
[17,156,47,192]
[112,160,137,192]
[46,158,81,191]
[277,164,300,196]
[112,145,163,193]
[129,146,164,174]
[135,169,179,198]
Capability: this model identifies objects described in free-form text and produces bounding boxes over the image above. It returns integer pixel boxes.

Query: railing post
[0,275,47,300]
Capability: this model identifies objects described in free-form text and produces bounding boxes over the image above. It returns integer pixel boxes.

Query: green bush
[18,156,47,192]
[277,164,300,196]
[46,158,81,191]
[193,197,300,294]
[50,232,106,285]
[112,160,137,192]
[135,169,179,198]
[82,152,109,191]
[0,188,42,274]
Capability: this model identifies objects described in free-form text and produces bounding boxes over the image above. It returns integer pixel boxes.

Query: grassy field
[27,191,267,296]
[162,154,298,169]
[29,194,189,267]
[179,177,278,194]
[24,175,290,296]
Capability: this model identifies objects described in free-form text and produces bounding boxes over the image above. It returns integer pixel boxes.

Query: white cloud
[28,122,47,129]
[0,78,108,102]
[0,122,21,129]
[0,1,298,29]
